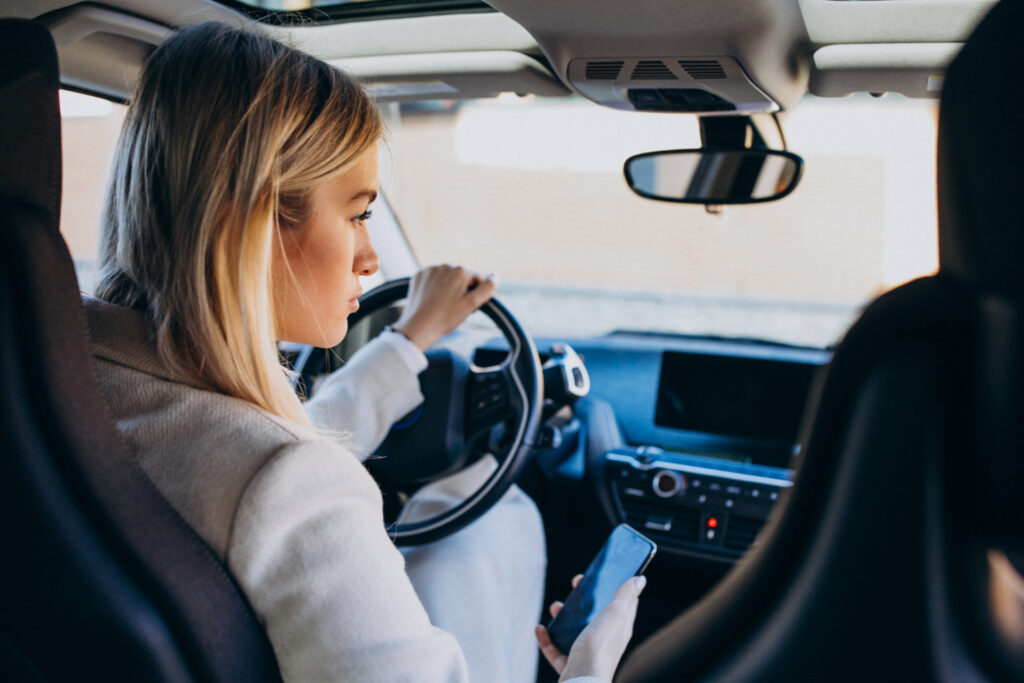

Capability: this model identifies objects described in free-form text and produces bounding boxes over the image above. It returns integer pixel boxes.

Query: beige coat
[85,297,596,683]
[86,295,470,682]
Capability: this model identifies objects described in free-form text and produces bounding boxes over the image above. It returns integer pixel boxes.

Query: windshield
[379,93,939,348]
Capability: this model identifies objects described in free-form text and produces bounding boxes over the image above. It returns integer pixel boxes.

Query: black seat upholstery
[619,1,1024,680]
[0,20,281,682]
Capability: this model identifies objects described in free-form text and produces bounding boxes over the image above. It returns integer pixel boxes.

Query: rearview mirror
[624,148,803,205]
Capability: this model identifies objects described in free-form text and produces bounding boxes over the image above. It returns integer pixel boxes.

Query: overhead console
[485,0,809,113]
[597,348,824,564]
[567,56,778,114]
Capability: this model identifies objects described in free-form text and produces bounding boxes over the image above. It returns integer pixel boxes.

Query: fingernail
[634,575,647,592]
[485,272,499,286]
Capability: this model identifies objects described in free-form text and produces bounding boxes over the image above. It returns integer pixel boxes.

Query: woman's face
[272,144,380,347]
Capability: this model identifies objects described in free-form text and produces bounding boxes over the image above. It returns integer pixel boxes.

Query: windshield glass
[379,93,939,349]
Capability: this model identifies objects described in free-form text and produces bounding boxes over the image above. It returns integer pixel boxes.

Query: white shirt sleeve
[377,328,428,374]
[303,335,426,459]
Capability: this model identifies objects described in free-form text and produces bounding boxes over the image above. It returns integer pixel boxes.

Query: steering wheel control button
[652,469,685,498]
[466,370,511,435]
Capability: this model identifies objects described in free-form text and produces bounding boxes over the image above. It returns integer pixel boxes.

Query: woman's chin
[321,322,348,348]
[279,321,348,348]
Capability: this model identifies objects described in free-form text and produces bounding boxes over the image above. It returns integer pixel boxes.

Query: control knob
[652,469,686,498]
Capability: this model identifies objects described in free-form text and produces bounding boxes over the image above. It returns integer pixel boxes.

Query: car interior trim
[42,4,171,47]
[606,452,793,489]
[809,42,962,98]
[217,0,494,25]
[332,50,570,101]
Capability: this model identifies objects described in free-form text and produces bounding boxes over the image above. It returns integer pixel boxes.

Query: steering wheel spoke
[465,366,512,438]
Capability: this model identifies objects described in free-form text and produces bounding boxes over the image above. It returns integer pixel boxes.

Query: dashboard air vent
[585,60,624,80]
[723,514,764,552]
[631,60,676,80]
[679,60,727,79]
[622,503,699,543]
[670,507,700,543]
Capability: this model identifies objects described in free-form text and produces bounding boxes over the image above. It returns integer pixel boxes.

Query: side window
[59,90,126,293]
[59,91,414,295]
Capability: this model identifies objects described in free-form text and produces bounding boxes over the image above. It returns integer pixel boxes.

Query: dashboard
[476,332,830,565]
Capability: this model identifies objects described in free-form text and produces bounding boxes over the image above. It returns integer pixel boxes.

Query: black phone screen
[547,524,656,654]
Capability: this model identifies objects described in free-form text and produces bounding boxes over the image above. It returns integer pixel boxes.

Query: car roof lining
[0,0,1004,105]
[29,3,548,101]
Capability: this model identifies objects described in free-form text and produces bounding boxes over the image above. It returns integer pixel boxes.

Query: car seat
[618,0,1024,680]
[0,19,281,682]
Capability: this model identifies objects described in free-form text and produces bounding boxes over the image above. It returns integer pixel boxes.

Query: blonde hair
[96,22,382,427]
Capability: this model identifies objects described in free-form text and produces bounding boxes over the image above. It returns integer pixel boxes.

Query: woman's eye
[353,209,373,223]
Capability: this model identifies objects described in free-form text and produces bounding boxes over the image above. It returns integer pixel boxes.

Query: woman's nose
[355,237,379,276]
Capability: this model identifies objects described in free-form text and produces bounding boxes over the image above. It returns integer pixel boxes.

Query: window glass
[379,94,939,348]
[60,90,126,293]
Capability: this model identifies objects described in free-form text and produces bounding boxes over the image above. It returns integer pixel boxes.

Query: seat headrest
[938,0,1024,297]
[0,20,61,228]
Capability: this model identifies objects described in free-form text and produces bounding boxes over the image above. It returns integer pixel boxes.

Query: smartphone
[547,523,657,654]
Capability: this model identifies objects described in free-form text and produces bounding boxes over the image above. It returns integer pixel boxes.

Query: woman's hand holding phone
[535,573,647,681]
[535,525,654,681]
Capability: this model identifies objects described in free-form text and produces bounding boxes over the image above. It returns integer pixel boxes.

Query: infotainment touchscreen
[655,350,819,444]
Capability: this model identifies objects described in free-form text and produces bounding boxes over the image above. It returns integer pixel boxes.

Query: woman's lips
[348,292,361,312]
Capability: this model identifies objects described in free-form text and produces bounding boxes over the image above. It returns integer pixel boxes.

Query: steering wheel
[293,277,543,546]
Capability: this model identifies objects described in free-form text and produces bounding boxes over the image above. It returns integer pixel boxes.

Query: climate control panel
[603,446,792,562]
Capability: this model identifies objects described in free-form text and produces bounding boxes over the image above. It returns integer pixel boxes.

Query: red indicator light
[707,517,718,529]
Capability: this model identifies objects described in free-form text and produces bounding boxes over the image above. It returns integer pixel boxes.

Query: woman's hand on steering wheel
[391,265,498,351]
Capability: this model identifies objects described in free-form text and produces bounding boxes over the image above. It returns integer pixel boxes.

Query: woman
[87,21,643,682]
